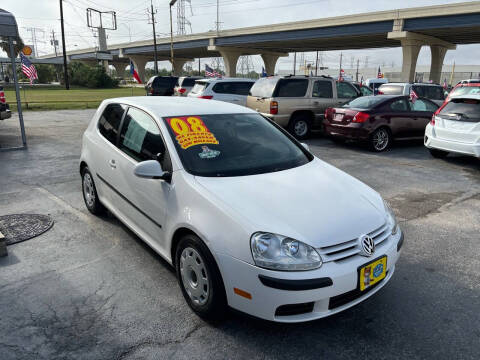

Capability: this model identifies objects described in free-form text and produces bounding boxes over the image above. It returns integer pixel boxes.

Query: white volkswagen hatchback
[425,95,480,158]
[80,97,403,322]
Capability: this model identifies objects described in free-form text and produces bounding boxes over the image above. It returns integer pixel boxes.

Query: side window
[274,79,309,97]
[98,103,126,145]
[231,82,254,95]
[388,99,408,112]
[411,99,438,112]
[119,107,167,165]
[212,82,230,94]
[337,82,358,99]
[312,81,333,98]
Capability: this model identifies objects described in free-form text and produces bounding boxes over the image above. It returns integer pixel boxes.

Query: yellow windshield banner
[166,116,219,149]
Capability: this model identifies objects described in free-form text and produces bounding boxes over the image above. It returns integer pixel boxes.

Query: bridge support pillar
[128,56,149,84]
[400,40,422,83]
[218,49,240,77]
[429,45,448,84]
[170,59,187,76]
[261,54,279,76]
[111,62,127,77]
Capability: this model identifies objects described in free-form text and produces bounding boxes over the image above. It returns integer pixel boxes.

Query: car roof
[103,96,256,117]
[196,77,255,83]
[381,82,442,87]
[448,94,480,100]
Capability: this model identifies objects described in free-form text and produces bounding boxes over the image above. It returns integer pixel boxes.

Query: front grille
[328,274,386,310]
[275,302,315,317]
[317,223,390,263]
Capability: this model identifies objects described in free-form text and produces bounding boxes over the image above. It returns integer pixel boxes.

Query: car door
[114,106,172,250]
[231,81,255,106]
[335,81,359,106]
[311,80,334,127]
[380,98,413,138]
[94,103,127,208]
[408,98,439,136]
[212,82,237,104]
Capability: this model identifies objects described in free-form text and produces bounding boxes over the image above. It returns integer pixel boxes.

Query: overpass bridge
[40,1,480,83]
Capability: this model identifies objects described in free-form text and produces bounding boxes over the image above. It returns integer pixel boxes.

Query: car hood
[194,158,386,248]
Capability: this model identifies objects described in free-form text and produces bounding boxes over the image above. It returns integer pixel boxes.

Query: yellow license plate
[359,256,387,291]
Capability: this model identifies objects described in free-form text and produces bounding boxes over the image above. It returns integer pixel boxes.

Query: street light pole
[59,0,69,90]
[169,0,177,76]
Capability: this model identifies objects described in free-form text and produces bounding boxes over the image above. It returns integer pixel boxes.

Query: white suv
[188,78,255,106]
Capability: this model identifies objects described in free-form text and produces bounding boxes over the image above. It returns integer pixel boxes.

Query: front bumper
[425,125,480,157]
[217,230,403,322]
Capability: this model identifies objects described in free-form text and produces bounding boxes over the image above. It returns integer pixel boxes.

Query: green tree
[35,64,57,83]
[0,36,24,57]
[66,62,118,88]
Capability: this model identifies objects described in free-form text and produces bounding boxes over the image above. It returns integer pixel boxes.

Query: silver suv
[378,83,446,106]
[246,76,360,139]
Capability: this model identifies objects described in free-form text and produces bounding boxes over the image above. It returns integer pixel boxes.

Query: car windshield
[438,98,480,122]
[343,96,386,109]
[449,85,480,98]
[162,113,312,177]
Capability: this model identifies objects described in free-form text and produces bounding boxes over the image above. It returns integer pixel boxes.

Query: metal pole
[356,59,359,82]
[339,52,342,80]
[170,4,175,75]
[315,51,319,76]
[59,0,69,90]
[293,52,296,75]
[151,1,158,74]
[9,37,27,148]
[198,58,200,75]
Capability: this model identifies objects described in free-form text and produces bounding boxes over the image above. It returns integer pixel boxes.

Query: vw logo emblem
[358,235,375,257]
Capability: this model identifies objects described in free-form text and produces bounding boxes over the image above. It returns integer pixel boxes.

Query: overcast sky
[2,0,480,72]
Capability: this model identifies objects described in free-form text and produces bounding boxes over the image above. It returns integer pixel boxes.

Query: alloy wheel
[83,173,96,208]
[294,120,308,137]
[372,129,389,151]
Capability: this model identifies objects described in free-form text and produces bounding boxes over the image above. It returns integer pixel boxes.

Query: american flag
[409,89,419,104]
[205,64,221,78]
[20,53,38,84]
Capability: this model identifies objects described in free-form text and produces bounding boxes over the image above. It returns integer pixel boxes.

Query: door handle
[109,159,117,169]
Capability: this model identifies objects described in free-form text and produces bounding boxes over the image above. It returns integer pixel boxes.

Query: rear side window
[153,77,178,88]
[249,77,278,98]
[438,98,480,122]
[181,78,197,87]
[410,99,438,112]
[274,79,309,97]
[190,81,208,94]
[378,84,404,95]
[119,107,166,163]
[387,98,408,112]
[98,103,126,145]
[412,85,445,100]
[231,82,254,95]
[212,82,253,95]
[312,81,333,98]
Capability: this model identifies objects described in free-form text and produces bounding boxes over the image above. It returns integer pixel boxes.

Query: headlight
[250,232,322,271]
[384,201,399,235]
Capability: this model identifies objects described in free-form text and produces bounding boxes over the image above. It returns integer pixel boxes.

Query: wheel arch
[80,161,88,175]
[289,110,315,126]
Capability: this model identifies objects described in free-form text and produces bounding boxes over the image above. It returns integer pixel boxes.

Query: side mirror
[134,160,171,182]
[301,142,310,152]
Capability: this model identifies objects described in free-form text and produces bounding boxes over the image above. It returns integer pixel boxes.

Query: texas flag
[130,60,142,84]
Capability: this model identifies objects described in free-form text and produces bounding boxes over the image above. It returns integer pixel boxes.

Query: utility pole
[59,0,69,90]
[50,30,58,57]
[315,51,319,76]
[216,0,220,34]
[149,1,158,74]
[339,52,343,79]
[356,58,359,82]
[293,52,296,75]
[170,0,177,76]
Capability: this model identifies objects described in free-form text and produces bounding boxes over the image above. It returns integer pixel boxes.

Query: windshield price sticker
[166,116,219,149]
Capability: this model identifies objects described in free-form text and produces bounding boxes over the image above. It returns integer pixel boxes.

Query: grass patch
[4,87,146,111]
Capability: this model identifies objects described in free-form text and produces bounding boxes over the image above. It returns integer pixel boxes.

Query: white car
[80,97,403,322]
[188,78,255,106]
[174,76,202,97]
[425,95,480,158]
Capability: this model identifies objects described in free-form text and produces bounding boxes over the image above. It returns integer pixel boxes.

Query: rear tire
[369,127,391,152]
[81,167,106,215]
[175,234,227,321]
[429,148,449,158]
[289,115,311,140]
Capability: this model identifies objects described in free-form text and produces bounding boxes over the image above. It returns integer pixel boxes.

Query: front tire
[175,234,227,321]
[289,115,311,140]
[81,167,106,215]
[369,127,391,152]
[429,148,449,158]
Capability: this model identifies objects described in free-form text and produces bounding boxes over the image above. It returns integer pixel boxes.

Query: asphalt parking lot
[0,110,479,360]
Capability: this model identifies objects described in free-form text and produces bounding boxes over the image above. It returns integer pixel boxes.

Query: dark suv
[0,86,11,120]
[145,76,179,96]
